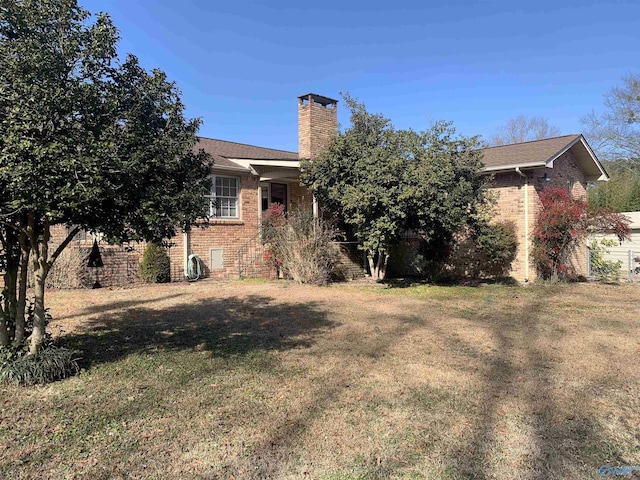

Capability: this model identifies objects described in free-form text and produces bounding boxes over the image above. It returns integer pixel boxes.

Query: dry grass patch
[0,281,639,479]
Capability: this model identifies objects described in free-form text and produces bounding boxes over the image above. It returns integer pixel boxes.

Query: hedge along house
[166,93,339,281]
[480,134,609,283]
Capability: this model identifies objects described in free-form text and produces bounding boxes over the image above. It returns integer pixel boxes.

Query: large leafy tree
[300,95,488,280]
[0,0,211,353]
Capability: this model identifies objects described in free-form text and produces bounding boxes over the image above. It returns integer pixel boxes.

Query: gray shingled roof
[195,137,298,169]
[196,133,605,180]
[480,134,582,169]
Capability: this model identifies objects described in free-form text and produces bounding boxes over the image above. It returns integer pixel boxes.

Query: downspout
[183,231,189,279]
[515,168,529,283]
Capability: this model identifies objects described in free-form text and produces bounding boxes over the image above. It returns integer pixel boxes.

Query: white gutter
[482,162,546,173]
[211,164,252,173]
[515,167,529,283]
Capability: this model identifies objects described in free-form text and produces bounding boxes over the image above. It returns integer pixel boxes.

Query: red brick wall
[169,173,261,280]
[329,242,367,280]
[45,225,147,287]
[537,151,588,278]
[491,150,588,282]
[289,182,313,213]
[37,175,316,286]
[170,175,314,281]
[298,96,337,160]
[490,171,534,282]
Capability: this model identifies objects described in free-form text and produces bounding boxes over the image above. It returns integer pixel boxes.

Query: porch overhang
[226,158,302,182]
[250,165,301,182]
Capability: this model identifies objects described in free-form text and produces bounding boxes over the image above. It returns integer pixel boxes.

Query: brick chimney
[298,93,338,160]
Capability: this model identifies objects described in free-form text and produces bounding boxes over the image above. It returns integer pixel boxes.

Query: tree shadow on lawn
[381,277,519,289]
[431,296,629,479]
[301,290,630,480]
[51,286,632,479]
[52,292,187,323]
[60,294,336,368]
[229,317,427,480]
[212,291,623,480]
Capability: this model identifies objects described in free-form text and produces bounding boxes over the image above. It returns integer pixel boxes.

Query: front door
[261,183,289,215]
[270,183,288,211]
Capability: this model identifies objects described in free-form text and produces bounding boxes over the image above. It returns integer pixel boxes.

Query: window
[261,184,269,212]
[206,175,239,218]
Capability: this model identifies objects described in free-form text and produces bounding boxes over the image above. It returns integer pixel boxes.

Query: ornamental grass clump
[262,205,337,286]
[1,345,80,386]
[0,302,79,385]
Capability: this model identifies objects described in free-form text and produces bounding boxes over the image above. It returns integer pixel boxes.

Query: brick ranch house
[46,93,608,286]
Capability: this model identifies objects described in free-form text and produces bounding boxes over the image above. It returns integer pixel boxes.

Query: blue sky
[83,0,639,152]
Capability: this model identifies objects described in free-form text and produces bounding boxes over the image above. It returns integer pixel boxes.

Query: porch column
[258,184,263,222]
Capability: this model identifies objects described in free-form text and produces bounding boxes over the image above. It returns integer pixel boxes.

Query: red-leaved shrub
[532,186,630,280]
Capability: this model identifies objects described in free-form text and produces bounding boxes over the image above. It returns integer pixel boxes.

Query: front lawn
[1,281,639,479]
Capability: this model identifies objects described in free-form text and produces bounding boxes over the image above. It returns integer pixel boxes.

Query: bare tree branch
[490,115,561,146]
[49,225,80,267]
[581,74,640,161]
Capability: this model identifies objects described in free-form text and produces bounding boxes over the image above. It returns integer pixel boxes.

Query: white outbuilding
[589,211,640,279]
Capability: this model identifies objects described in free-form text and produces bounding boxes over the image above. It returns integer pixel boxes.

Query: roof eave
[578,136,609,181]
[546,135,609,182]
[229,158,301,169]
[210,164,252,174]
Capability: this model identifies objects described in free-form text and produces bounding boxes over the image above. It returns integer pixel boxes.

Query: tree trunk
[28,215,50,355]
[29,265,48,354]
[0,305,8,347]
[2,225,20,341]
[367,250,389,280]
[14,235,30,343]
[26,218,77,354]
[367,253,378,279]
[379,252,389,280]
[3,266,17,340]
